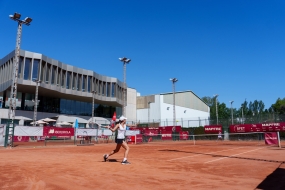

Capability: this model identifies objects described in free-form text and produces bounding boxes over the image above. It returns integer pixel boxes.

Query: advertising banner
[13,136,29,142]
[161,131,172,140]
[204,125,223,134]
[265,132,279,145]
[0,124,5,146]
[179,131,189,140]
[43,127,74,137]
[144,129,159,136]
[136,134,143,144]
[159,126,182,132]
[230,123,285,133]
[14,126,43,136]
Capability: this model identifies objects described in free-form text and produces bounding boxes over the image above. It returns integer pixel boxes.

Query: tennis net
[138,132,284,147]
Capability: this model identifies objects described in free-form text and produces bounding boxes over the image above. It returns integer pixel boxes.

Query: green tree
[271,98,285,114]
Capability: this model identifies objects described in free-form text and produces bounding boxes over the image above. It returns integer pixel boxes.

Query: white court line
[205,147,265,164]
[167,146,244,161]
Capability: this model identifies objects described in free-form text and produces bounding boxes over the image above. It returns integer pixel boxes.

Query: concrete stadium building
[0,50,132,127]
[136,91,210,127]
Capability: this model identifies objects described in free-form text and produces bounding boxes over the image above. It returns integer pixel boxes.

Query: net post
[277,132,281,148]
[193,135,195,145]
[135,135,137,145]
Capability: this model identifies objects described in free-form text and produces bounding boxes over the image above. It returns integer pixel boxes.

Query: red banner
[127,134,143,144]
[136,134,143,144]
[204,125,222,134]
[159,126,182,132]
[230,123,285,133]
[144,129,159,136]
[161,131,172,140]
[179,131,189,140]
[13,136,29,142]
[43,127,74,137]
[265,132,279,145]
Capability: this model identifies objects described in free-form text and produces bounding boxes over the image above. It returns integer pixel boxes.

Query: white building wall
[159,95,209,127]
[126,88,137,123]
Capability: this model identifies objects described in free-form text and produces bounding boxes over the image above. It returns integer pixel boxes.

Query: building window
[87,76,91,93]
[111,83,116,97]
[61,70,66,88]
[51,66,56,85]
[57,68,61,86]
[24,58,31,80]
[82,75,86,92]
[46,64,51,84]
[66,72,71,89]
[40,61,45,82]
[107,82,110,97]
[32,59,40,81]
[18,57,24,78]
[77,74,81,91]
[72,73,76,90]
[102,82,106,96]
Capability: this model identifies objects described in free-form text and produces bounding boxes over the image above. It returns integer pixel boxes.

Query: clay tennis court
[0,141,284,190]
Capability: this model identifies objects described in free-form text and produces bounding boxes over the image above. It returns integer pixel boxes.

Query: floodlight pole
[92,90,97,143]
[214,94,219,125]
[33,80,41,127]
[170,78,178,131]
[119,57,131,116]
[8,13,32,124]
[230,101,234,125]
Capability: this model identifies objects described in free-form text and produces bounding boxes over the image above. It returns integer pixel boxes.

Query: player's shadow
[255,165,285,190]
[108,159,119,162]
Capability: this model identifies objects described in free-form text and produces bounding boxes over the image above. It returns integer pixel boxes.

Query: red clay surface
[0,141,285,190]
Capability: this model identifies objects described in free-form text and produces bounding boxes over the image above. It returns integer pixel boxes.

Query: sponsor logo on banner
[13,136,29,142]
[161,131,172,140]
[179,131,189,140]
[204,125,222,134]
[265,132,279,145]
[43,127,74,137]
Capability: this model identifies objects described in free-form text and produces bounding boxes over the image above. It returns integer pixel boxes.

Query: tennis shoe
[121,160,130,165]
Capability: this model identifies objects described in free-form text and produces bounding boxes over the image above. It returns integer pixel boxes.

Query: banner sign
[230,123,285,133]
[160,126,182,132]
[0,125,5,146]
[13,136,29,142]
[144,129,159,136]
[265,132,279,145]
[204,125,222,134]
[43,127,74,137]
[127,134,143,144]
[14,126,43,136]
[136,134,143,144]
[161,131,172,140]
[179,131,189,140]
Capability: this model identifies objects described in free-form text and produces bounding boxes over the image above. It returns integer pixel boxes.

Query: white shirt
[117,124,126,139]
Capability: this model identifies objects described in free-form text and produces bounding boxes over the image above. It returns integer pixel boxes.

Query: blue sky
[0,0,284,109]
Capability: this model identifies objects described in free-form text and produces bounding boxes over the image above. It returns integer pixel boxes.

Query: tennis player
[103,116,130,165]
[217,131,223,141]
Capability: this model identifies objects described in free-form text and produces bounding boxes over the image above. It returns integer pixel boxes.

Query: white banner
[125,130,140,136]
[14,126,43,136]
[103,129,112,136]
[76,129,97,136]
[0,124,5,146]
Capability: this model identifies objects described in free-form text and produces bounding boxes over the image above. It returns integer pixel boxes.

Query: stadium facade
[0,50,130,127]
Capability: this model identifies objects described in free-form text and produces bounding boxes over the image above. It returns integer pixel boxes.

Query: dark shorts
[115,138,124,144]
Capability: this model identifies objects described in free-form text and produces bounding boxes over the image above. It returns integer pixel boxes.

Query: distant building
[136,91,210,127]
